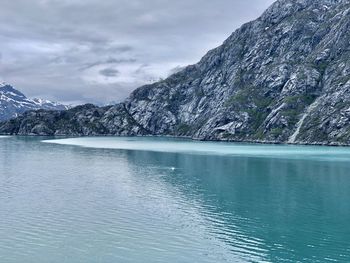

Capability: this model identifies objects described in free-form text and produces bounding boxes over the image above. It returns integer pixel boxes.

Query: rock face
[0,83,69,121]
[0,104,148,136]
[1,0,350,145]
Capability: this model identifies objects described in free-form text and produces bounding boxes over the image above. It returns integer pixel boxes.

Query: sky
[0,0,275,105]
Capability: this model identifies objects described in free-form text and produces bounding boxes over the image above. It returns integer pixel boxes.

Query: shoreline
[2,133,350,148]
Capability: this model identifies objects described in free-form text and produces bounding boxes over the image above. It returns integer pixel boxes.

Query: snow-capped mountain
[0,82,68,121]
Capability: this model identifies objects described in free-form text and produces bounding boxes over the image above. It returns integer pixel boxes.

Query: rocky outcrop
[1,0,350,145]
[0,104,149,136]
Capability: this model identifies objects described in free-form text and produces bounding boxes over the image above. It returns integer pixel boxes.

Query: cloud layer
[0,0,274,104]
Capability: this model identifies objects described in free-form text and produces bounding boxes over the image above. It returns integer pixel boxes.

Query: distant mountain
[1,0,350,145]
[0,83,68,121]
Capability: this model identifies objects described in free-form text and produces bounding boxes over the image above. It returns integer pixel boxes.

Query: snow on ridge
[32,97,69,109]
[0,83,69,121]
[32,98,49,106]
[0,82,9,88]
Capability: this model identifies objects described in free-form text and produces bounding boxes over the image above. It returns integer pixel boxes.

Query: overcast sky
[0,0,275,105]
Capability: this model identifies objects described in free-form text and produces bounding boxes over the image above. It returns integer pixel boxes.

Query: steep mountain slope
[1,0,350,145]
[0,83,68,121]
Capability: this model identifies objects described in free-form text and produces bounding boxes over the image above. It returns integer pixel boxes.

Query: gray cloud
[0,0,275,105]
[80,57,138,71]
[99,68,120,77]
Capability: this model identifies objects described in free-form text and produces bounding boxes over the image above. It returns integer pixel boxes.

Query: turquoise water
[1,136,350,262]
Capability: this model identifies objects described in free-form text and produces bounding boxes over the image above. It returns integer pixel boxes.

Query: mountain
[1,0,350,145]
[0,83,69,121]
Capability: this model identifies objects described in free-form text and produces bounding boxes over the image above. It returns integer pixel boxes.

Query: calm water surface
[1,136,350,262]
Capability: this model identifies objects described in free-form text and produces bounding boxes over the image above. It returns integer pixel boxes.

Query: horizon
[0,0,274,105]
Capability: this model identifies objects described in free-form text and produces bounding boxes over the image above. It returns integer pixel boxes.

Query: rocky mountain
[1,0,350,145]
[0,83,69,121]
